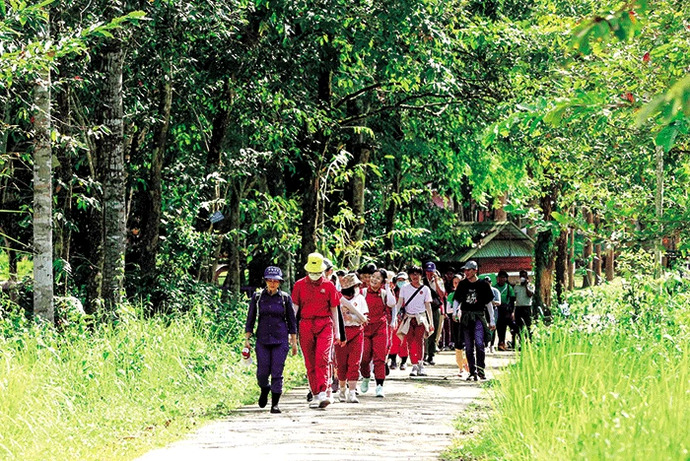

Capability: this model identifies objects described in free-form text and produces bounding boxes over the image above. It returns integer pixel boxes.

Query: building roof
[453,221,534,261]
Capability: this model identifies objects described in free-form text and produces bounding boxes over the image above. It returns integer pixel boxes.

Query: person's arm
[526,283,534,297]
[245,293,258,347]
[486,302,496,327]
[425,301,434,332]
[285,295,299,355]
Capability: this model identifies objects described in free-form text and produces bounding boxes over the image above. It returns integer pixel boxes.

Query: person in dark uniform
[244,266,298,414]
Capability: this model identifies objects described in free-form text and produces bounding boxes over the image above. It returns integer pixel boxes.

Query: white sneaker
[347,390,359,403]
[375,384,385,398]
[338,388,347,402]
[489,345,495,354]
[317,391,330,409]
[409,364,418,376]
[418,365,427,376]
[360,378,370,393]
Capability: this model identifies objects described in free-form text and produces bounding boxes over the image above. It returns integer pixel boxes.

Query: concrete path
[137,350,515,461]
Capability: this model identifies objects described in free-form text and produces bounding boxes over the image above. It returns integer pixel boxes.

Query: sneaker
[306,391,313,402]
[347,390,359,403]
[375,385,385,398]
[418,365,427,376]
[317,391,331,409]
[270,405,281,414]
[409,365,419,377]
[426,359,436,366]
[390,361,398,370]
[466,374,478,382]
[498,343,507,352]
[360,378,370,393]
[385,363,390,376]
[489,345,495,354]
[399,362,407,370]
[338,388,347,402]
[478,373,488,380]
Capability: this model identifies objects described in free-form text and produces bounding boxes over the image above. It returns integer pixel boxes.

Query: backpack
[254,288,290,321]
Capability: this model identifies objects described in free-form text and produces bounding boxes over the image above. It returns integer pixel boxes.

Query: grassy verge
[0,309,305,460]
[444,274,690,461]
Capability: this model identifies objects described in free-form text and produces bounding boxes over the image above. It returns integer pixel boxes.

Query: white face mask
[520,277,527,283]
[308,272,323,281]
[396,281,406,288]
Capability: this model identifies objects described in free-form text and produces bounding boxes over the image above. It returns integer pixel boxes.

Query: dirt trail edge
[137,350,515,461]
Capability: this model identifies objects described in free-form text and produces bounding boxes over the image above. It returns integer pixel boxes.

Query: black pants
[425,306,441,360]
[514,305,532,345]
[496,303,515,345]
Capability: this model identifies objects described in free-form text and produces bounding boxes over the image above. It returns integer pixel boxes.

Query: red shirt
[365,289,390,324]
[292,277,340,319]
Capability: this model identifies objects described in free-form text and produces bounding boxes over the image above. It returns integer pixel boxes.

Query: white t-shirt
[340,293,368,326]
[396,283,432,315]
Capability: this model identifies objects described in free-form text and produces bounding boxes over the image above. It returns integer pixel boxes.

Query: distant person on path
[484,276,500,354]
[495,270,516,351]
[395,265,434,377]
[423,262,446,366]
[361,269,396,397]
[453,261,494,381]
[244,266,298,414]
[292,253,342,409]
[448,273,469,376]
[512,270,534,348]
[336,273,368,403]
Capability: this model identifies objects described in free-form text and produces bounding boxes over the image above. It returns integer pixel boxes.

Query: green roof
[452,221,534,261]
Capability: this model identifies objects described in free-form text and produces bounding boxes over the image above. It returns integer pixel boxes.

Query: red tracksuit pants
[407,318,426,365]
[360,320,389,380]
[335,325,364,382]
[389,323,409,357]
[299,317,334,394]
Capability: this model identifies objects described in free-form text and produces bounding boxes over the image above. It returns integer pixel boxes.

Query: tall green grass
[0,307,305,460]
[469,275,690,460]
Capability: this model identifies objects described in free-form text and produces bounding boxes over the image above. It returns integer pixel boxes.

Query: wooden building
[441,221,534,275]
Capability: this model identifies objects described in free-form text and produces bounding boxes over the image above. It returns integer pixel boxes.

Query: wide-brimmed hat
[304,252,327,273]
[340,273,362,290]
[263,266,284,281]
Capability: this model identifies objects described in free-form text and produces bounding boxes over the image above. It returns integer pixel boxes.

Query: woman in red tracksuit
[360,269,396,398]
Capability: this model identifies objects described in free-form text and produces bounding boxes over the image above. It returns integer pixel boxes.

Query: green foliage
[475,274,690,460]
[0,301,305,460]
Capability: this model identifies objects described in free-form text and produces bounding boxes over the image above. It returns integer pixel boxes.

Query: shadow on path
[137,350,515,461]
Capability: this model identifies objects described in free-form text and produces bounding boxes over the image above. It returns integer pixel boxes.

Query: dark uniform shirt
[454,279,494,313]
[245,289,297,345]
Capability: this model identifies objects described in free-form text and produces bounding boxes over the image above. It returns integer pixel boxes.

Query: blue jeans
[464,318,486,376]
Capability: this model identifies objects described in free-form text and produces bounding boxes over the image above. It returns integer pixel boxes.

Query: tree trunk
[494,192,508,221]
[139,78,172,279]
[383,169,401,268]
[567,227,575,291]
[225,186,242,293]
[554,225,568,305]
[344,98,371,269]
[299,68,332,275]
[33,17,54,323]
[533,188,557,313]
[581,207,594,288]
[605,245,615,281]
[99,29,126,313]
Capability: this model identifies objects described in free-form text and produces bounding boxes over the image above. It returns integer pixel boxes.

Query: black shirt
[454,279,494,313]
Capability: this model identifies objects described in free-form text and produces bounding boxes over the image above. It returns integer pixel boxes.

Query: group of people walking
[244,252,534,413]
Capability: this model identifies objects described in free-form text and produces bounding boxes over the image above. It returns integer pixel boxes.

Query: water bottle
[241,346,252,366]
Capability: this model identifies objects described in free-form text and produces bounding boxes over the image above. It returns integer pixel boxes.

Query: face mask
[520,277,526,283]
[308,273,322,281]
[396,281,406,288]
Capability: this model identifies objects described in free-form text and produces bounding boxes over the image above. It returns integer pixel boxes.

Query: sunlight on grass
[457,275,690,461]
[0,312,305,460]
